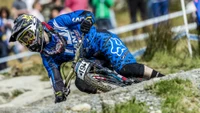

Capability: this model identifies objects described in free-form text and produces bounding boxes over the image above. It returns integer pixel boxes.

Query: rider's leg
[118,63,165,79]
[91,30,165,79]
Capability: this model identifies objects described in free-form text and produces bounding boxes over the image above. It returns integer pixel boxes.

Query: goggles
[17,30,36,47]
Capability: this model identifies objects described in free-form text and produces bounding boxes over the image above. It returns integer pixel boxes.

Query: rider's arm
[47,10,95,28]
[41,54,65,92]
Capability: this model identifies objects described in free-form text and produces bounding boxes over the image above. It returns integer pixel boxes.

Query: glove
[80,17,93,33]
[54,88,70,103]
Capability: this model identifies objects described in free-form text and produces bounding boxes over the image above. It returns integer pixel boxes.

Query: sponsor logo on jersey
[72,17,85,22]
[109,38,127,56]
[53,20,79,46]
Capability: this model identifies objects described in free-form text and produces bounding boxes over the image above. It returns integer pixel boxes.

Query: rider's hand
[80,17,93,33]
[54,88,70,103]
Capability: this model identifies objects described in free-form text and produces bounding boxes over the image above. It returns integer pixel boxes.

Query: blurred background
[0,0,199,80]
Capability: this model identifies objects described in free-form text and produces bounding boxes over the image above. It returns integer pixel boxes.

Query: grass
[11,62,49,81]
[139,51,200,74]
[0,92,9,100]
[11,89,23,98]
[5,57,73,81]
[21,63,47,76]
[0,0,14,10]
[0,89,23,103]
[142,23,178,61]
[129,22,200,74]
[137,36,200,74]
[145,78,200,113]
[102,97,148,113]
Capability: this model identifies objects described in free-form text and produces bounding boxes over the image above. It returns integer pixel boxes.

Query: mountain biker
[9,10,165,103]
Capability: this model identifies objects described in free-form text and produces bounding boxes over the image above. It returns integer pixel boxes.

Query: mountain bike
[61,34,144,92]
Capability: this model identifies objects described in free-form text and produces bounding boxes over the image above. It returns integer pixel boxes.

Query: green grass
[102,97,148,113]
[142,23,178,61]
[129,23,200,74]
[21,63,47,76]
[11,63,49,81]
[125,40,146,52]
[145,78,200,113]
[0,89,23,103]
[138,37,200,74]
[0,92,9,100]
[11,89,23,98]
[139,51,200,74]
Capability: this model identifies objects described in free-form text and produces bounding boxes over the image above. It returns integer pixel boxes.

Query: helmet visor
[17,30,36,47]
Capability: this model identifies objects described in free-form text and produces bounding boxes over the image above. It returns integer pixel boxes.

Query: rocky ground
[0,69,200,113]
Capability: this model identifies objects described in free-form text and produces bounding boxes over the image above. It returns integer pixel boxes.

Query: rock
[155,110,162,113]
[0,96,6,104]
[150,110,162,113]
[0,75,5,81]
[102,100,115,107]
[1,68,200,113]
[71,103,91,112]
[149,106,154,110]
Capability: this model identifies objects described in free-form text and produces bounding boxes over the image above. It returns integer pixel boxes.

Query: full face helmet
[9,14,44,52]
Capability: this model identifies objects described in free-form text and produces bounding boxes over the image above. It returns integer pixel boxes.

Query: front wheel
[84,73,115,92]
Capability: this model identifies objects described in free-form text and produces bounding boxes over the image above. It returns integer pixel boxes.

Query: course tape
[122,23,197,43]
[0,48,146,64]
[0,52,38,64]
[173,31,199,41]
[121,33,149,42]
[109,9,195,34]
[171,23,197,32]
[131,47,147,58]
[189,34,199,40]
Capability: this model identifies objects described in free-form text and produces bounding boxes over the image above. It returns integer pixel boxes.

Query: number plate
[77,61,90,80]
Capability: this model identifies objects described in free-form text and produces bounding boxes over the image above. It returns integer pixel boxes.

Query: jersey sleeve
[48,10,95,28]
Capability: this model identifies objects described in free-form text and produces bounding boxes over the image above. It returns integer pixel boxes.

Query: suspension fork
[63,34,84,88]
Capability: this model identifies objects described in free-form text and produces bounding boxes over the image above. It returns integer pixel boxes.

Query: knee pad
[119,63,144,78]
[75,77,97,94]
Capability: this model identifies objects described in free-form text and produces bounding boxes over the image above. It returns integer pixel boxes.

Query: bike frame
[62,34,84,88]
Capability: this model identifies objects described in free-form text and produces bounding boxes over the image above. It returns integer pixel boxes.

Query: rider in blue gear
[9,10,165,103]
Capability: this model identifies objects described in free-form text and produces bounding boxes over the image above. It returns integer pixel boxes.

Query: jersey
[40,10,136,92]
